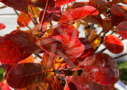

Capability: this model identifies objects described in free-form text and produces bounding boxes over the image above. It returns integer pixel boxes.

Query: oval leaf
[7,63,47,89]
[0,30,37,64]
[59,5,99,23]
[17,12,32,27]
[81,53,119,85]
[104,35,124,54]
[117,21,127,39]
[39,35,84,60]
[0,23,6,30]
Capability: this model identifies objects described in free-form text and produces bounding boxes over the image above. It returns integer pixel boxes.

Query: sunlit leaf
[28,6,40,18]
[85,28,101,49]
[0,30,38,64]
[104,35,124,54]
[59,5,99,23]
[7,63,48,89]
[17,12,32,27]
[117,21,127,39]
[51,23,79,38]
[81,53,119,85]
[1,0,28,12]
[55,0,75,6]
[0,23,6,30]
[39,35,84,60]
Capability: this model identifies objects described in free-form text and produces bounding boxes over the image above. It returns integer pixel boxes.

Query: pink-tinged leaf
[6,63,47,89]
[1,80,12,90]
[74,38,95,65]
[104,35,124,54]
[0,30,38,64]
[81,53,119,85]
[65,74,114,90]
[1,0,28,12]
[117,21,127,39]
[17,12,32,27]
[59,6,99,23]
[39,35,84,60]
[111,4,125,26]
[51,23,79,38]
[0,23,6,30]
[55,0,75,6]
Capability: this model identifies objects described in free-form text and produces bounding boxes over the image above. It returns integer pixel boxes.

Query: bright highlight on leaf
[55,0,75,6]
[104,35,124,54]
[59,5,99,23]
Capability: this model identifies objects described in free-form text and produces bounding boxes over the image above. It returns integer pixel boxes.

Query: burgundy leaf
[81,53,119,85]
[104,35,124,54]
[0,23,6,30]
[1,0,28,12]
[65,74,114,90]
[117,21,127,39]
[0,30,37,64]
[59,5,99,23]
[7,63,47,89]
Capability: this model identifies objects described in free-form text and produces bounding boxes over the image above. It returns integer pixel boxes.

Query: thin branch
[86,24,94,39]
[40,0,49,32]
[34,54,42,59]
[114,53,127,59]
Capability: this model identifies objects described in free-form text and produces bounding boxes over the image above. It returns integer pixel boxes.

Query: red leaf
[51,23,79,38]
[81,53,119,85]
[17,12,32,27]
[39,35,84,60]
[104,35,124,54]
[65,75,114,90]
[111,4,124,26]
[0,23,6,30]
[74,38,95,65]
[117,21,127,39]
[1,80,12,90]
[1,0,28,12]
[59,5,99,23]
[6,63,47,89]
[55,0,75,6]
[0,30,37,64]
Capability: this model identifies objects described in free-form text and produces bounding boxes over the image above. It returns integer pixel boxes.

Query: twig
[114,53,127,59]
[34,54,42,59]
[86,24,94,39]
